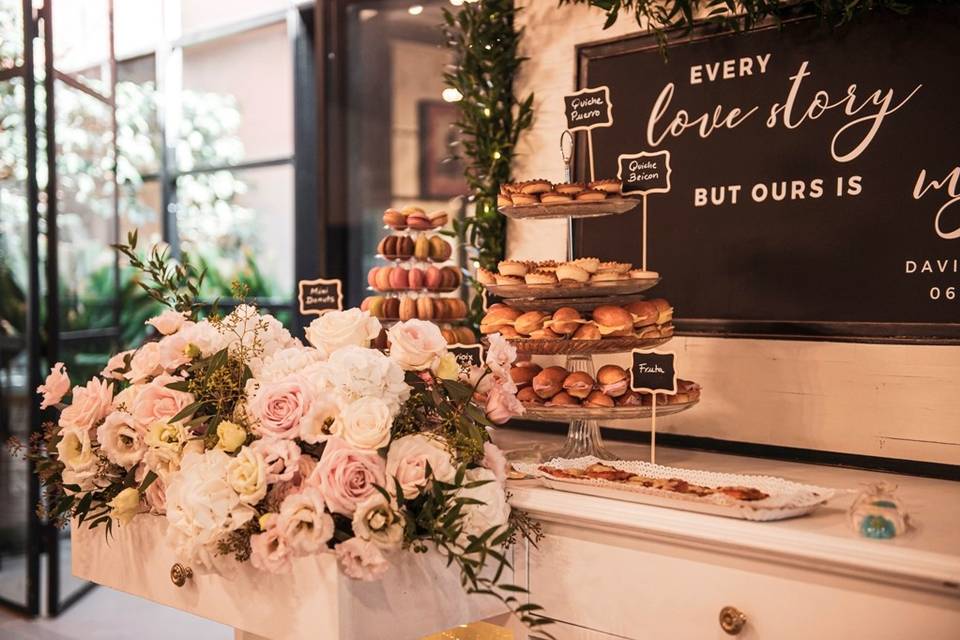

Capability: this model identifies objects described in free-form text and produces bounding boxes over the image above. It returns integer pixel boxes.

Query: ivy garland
[442,0,534,324]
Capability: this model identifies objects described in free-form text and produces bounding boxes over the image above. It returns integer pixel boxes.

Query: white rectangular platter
[513,456,838,522]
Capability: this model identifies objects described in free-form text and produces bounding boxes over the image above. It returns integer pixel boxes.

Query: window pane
[52,0,111,94]
[113,0,163,61]
[0,77,30,610]
[0,0,23,70]
[177,21,293,171]
[55,81,117,335]
[179,0,290,34]
[175,163,293,300]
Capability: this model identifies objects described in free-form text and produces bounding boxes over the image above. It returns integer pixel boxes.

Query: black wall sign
[449,344,484,370]
[298,278,343,316]
[574,6,960,342]
[629,350,677,394]
[618,150,672,196]
[564,86,613,131]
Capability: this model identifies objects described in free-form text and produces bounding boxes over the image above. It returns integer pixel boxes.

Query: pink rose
[155,333,192,372]
[384,434,456,499]
[484,380,524,425]
[335,537,389,581]
[131,374,194,429]
[250,514,292,574]
[387,320,448,371]
[310,437,385,515]
[37,362,70,409]
[146,310,188,335]
[482,442,509,485]
[251,437,302,484]
[58,377,113,433]
[249,379,311,440]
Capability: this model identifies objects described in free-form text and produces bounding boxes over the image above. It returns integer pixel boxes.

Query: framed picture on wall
[418,100,468,200]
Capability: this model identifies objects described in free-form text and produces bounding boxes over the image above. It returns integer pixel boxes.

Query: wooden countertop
[495,428,960,596]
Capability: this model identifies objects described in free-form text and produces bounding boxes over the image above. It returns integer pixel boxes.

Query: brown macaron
[382,297,400,319]
[532,365,568,399]
[583,390,615,408]
[563,371,595,399]
[397,236,415,260]
[510,362,543,387]
[454,326,476,343]
[416,297,434,320]
[430,236,452,261]
[398,297,417,321]
[597,365,629,397]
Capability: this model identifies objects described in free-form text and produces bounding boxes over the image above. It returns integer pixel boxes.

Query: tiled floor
[0,586,232,640]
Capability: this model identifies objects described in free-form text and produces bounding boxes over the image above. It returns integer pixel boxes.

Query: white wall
[511,1,960,465]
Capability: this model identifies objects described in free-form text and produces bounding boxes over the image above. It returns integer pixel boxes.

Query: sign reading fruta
[298,278,343,316]
[448,343,485,370]
[630,349,677,394]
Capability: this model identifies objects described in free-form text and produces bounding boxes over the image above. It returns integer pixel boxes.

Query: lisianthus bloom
[108,487,142,525]
[146,309,188,335]
[352,493,403,551]
[100,350,133,380]
[335,537,389,582]
[484,333,517,381]
[37,362,70,409]
[249,514,292,574]
[251,437,302,484]
[384,434,456,499]
[97,411,146,469]
[277,487,334,554]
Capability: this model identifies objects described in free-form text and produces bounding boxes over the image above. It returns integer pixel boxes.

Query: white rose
[305,309,382,358]
[96,411,146,469]
[165,450,256,570]
[326,345,410,412]
[385,434,456,499]
[387,320,448,371]
[226,446,268,505]
[352,493,403,551]
[333,397,393,450]
[146,309,188,335]
[277,487,334,554]
[457,468,511,540]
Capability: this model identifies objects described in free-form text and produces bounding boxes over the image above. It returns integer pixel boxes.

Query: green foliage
[443,0,535,325]
[558,0,941,48]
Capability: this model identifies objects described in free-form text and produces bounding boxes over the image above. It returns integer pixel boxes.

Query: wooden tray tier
[484,277,659,301]
[498,335,671,355]
[516,399,698,422]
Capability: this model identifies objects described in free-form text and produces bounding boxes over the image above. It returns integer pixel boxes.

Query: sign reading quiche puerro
[629,349,677,464]
[563,85,613,182]
[298,278,343,316]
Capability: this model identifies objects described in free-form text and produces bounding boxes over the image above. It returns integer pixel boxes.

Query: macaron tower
[361,205,476,345]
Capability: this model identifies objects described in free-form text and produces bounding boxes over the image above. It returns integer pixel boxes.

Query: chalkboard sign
[481,288,504,312]
[564,86,613,131]
[449,344,484,370]
[629,350,677,395]
[298,278,343,316]
[618,150,672,196]
[574,6,960,341]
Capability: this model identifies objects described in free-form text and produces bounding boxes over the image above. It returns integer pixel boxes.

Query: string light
[442,88,463,102]
[408,4,423,15]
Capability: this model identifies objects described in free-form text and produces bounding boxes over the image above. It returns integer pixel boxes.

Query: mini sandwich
[532,366,568,399]
[624,300,658,328]
[516,386,543,404]
[510,362,543,387]
[562,371,595,399]
[648,298,674,325]
[546,391,579,407]
[548,307,583,336]
[596,365,628,397]
[583,390,615,408]
[572,322,601,341]
[592,305,635,337]
[514,311,548,336]
[480,305,521,335]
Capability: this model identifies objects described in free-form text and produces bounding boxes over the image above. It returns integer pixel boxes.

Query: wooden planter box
[72,517,508,639]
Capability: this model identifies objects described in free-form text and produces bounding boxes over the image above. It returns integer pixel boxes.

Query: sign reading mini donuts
[298,278,343,316]
[563,86,613,132]
[629,349,677,395]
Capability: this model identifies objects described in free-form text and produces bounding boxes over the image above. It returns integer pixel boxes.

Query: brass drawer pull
[170,563,193,587]
[719,606,747,635]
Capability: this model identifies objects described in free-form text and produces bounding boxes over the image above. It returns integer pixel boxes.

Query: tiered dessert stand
[492,198,698,461]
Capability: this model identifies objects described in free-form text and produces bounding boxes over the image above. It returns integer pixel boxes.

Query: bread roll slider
[532,366,568,399]
[510,362,542,387]
[480,304,520,334]
[596,364,628,397]
[592,305,634,337]
[563,371,594,399]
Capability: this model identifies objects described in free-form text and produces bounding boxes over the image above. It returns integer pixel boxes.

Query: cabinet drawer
[527,523,960,640]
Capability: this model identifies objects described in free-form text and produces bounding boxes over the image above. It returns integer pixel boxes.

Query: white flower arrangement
[20,238,551,635]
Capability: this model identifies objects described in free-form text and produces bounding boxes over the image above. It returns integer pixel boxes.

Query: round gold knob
[170,563,193,587]
[719,606,747,635]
